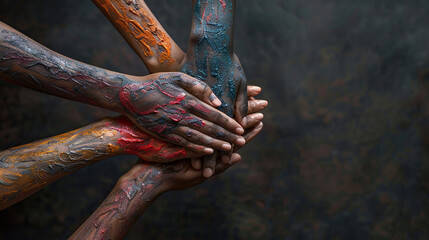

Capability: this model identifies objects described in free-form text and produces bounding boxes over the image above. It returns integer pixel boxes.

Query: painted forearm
[0,116,188,210]
[0,22,137,112]
[69,160,187,240]
[0,118,120,210]
[92,0,184,72]
[182,0,236,116]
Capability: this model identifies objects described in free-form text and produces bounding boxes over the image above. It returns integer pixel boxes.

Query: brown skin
[70,2,267,238]
[0,22,246,154]
[0,87,266,211]
[0,1,267,238]
[93,0,253,177]
[70,117,264,240]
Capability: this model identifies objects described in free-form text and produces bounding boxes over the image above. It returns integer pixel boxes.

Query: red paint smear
[149,124,167,134]
[107,117,187,160]
[119,82,186,116]
[220,0,226,11]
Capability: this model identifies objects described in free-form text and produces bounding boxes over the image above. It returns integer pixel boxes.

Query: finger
[229,153,242,165]
[247,85,261,98]
[166,134,214,154]
[175,126,232,151]
[234,122,264,152]
[203,153,218,178]
[183,98,244,135]
[151,147,204,162]
[215,153,242,175]
[177,74,222,107]
[180,114,246,146]
[191,158,202,170]
[221,149,233,164]
[247,99,268,114]
[242,113,264,129]
[233,69,248,126]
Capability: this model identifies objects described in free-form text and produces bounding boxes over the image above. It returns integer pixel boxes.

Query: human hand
[118,117,263,195]
[191,85,268,172]
[119,72,246,155]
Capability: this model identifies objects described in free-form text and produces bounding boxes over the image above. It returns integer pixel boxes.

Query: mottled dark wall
[1,0,429,239]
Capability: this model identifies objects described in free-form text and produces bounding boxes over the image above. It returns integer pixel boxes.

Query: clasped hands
[93,0,268,183]
[0,0,268,238]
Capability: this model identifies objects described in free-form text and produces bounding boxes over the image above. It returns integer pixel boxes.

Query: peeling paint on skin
[181,0,236,117]
[0,27,223,148]
[0,122,120,208]
[106,117,188,161]
[94,0,175,64]
[0,115,195,210]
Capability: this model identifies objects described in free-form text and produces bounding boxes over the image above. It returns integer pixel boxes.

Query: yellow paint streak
[0,123,122,205]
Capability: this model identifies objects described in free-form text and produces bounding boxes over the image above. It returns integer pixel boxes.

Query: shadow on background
[0,0,428,239]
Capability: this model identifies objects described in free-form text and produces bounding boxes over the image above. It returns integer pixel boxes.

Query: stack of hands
[0,0,267,239]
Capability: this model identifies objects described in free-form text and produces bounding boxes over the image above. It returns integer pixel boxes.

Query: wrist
[116,162,170,201]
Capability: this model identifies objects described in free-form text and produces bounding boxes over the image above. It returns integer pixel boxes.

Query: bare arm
[93,0,249,177]
[0,116,207,210]
[0,21,245,153]
[70,117,264,240]
[91,0,184,72]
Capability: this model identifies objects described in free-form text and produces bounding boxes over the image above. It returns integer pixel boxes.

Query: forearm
[0,22,137,112]
[183,0,236,116]
[70,161,168,240]
[92,0,184,72]
[0,116,149,210]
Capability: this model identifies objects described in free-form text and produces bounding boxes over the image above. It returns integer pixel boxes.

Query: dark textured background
[1,0,429,239]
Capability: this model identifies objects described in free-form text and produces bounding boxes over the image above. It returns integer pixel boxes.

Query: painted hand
[121,72,246,154]
[111,85,267,164]
[120,117,264,194]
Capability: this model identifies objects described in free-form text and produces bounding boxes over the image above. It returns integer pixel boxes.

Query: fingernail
[211,95,222,106]
[221,143,232,151]
[236,137,246,146]
[255,113,264,121]
[242,117,247,127]
[252,86,261,92]
[259,100,268,107]
[204,148,214,154]
[203,168,213,178]
[236,127,245,135]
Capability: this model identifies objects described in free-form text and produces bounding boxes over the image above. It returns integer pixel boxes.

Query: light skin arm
[0,21,246,153]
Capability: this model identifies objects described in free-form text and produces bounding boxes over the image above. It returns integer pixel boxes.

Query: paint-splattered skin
[0,85,266,211]
[0,116,207,210]
[91,0,185,72]
[180,0,248,175]
[70,119,264,240]
[0,22,246,153]
[95,0,248,176]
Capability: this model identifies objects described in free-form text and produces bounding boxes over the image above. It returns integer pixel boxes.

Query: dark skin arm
[0,86,265,211]
[91,0,185,72]
[70,117,264,240]
[93,0,255,177]
[0,21,246,153]
[0,116,204,210]
[181,0,246,177]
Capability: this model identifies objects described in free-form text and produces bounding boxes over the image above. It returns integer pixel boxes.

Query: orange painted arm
[0,116,202,210]
[91,0,185,72]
